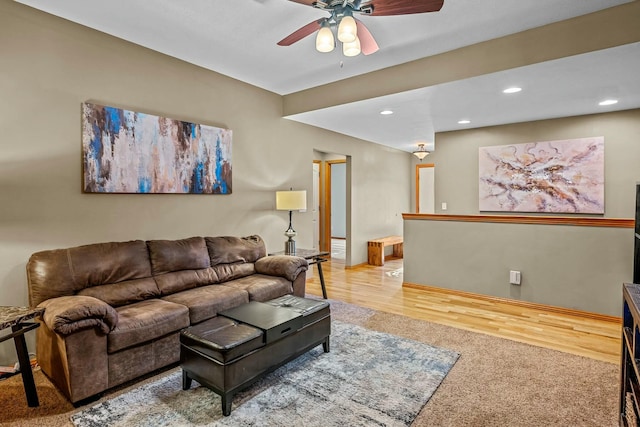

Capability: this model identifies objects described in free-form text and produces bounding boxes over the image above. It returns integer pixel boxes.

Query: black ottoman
[180,296,330,416]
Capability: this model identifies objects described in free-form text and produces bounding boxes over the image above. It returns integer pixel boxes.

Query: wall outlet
[509,270,521,285]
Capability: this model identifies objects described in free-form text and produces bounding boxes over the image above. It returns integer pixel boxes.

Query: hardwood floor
[306,257,621,364]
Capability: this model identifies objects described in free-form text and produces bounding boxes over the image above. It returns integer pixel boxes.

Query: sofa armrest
[38,295,118,335]
[255,255,308,282]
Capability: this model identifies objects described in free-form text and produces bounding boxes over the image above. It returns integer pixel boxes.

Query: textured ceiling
[15,0,640,152]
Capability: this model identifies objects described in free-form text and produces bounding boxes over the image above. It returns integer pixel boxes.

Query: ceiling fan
[277,0,444,57]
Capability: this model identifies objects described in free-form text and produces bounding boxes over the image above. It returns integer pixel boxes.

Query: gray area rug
[70,321,459,426]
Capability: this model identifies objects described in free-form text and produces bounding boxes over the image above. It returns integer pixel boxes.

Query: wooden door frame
[416,163,435,213]
[313,160,321,251]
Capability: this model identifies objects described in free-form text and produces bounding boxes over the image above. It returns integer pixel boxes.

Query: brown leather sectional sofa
[26,235,308,403]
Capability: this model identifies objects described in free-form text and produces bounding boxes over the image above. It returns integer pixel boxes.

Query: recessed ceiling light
[380,110,394,115]
[503,87,522,94]
[458,119,471,124]
[598,99,618,106]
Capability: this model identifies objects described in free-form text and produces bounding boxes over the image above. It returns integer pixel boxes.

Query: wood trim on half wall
[402,213,633,228]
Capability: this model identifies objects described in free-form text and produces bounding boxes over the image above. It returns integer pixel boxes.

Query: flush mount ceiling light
[599,99,619,106]
[277,0,444,57]
[412,143,429,161]
[503,87,522,94]
[458,119,471,124]
[380,109,394,115]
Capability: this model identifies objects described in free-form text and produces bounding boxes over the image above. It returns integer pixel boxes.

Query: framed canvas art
[479,136,604,213]
[82,103,232,194]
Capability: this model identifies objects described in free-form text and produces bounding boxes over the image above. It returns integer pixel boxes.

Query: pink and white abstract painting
[479,137,604,213]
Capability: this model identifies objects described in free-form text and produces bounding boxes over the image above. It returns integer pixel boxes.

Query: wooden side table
[269,249,330,299]
[0,306,44,407]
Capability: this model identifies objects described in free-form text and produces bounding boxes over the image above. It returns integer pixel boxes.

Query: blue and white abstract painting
[82,103,232,194]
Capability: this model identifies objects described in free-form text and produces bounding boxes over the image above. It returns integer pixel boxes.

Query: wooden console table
[0,306,44,407]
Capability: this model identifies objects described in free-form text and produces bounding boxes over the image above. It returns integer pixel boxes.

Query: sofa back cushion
[205,235,266,265]
[77,278,160,307]
[154,269,218,296]
[147,237,210,275]
[211,263,256,283]
[27,240,154,307]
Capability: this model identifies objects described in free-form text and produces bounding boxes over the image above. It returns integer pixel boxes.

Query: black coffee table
[180,296,331,416]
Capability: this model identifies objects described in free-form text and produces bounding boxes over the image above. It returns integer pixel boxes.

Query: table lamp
[276,190,307,255]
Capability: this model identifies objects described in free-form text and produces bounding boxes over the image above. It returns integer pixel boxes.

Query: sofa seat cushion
[162,285,249,324]
[220,274,292,302]
[108,299,189,353]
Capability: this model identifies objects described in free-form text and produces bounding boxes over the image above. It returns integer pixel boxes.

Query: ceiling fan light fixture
[337,15,357,43]
[315,26,335,53]
[343,36,361,57]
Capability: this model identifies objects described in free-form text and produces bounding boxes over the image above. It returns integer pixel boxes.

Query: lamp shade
[276,190,307,211]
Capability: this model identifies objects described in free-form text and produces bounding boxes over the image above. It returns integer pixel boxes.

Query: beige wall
[404,110,640,316]
[0,2,408,364]
[432,110,640,217]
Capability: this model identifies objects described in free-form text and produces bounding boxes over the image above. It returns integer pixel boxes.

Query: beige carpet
[0,299,619,426]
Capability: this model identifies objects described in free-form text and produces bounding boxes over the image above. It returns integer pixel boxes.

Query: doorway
[416,163,435,213]
[327,160,346,259]
[312,161,321,250]
[313,153,349,264]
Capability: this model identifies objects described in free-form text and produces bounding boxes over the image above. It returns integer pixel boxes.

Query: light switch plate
[509,270,521,285]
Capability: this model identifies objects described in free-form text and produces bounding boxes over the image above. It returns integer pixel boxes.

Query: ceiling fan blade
[285,0,316,6]
[355,19,379,55]
[277,19,325,46]
[365,0,444,16]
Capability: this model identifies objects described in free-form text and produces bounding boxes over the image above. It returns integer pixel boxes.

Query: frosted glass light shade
[412,143,430,160]
[316,27,335,53]
[276,190,307,211]
[338,15,357,43]
[413,151,429,160]
[343,36,361,57]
